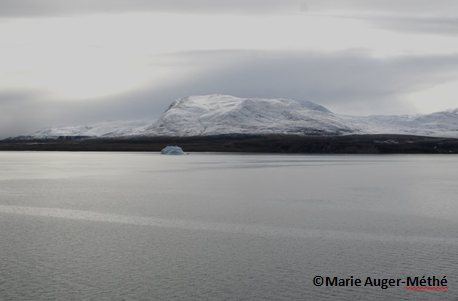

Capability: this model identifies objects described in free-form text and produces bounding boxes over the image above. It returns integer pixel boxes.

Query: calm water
[0,152,457,300]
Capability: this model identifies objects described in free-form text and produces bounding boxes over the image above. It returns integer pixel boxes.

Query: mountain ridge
[18,95,458,139]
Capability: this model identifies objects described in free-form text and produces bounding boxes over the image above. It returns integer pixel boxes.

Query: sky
[1,0,458,138]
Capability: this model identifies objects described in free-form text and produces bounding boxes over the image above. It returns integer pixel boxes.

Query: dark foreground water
[0,152,457,301]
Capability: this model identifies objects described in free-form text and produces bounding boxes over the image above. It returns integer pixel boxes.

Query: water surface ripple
[1,152,457,301]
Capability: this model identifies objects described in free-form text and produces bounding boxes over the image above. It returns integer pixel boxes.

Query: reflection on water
[0,152,457,300]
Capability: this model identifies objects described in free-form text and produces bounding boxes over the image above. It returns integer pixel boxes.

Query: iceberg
[161,146,188,155]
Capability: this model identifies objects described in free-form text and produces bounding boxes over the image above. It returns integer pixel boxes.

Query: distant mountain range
[29,120,153,139]
[24,95,458,139]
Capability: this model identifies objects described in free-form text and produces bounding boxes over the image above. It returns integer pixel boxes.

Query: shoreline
[1,134,458,154]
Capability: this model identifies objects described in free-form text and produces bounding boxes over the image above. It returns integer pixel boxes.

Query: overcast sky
[1,0,458,138]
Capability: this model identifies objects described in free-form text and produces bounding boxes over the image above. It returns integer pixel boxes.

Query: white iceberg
[161,146,188,155]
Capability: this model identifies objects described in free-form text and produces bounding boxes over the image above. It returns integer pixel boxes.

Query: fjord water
[0,152,457,300]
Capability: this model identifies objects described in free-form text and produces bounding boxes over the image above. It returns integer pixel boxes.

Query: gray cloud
[370,16,458,36]
[0,90,52,138]
[1,0,456,39]
[2,50,458,138]
[322,13,458,36]
[1,0,457,17]
[0,0,301,17]
[307,0,458,14]
[307,0,458,36]
[2,0,456,38]
[137,50,458,114]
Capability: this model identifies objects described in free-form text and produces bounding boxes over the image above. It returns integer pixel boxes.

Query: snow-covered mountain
[341,109,458,137]
[146,94,353,136]
[25,95,458,139]
[30,120,154,139]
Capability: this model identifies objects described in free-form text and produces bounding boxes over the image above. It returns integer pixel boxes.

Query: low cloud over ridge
[2,50,458,138]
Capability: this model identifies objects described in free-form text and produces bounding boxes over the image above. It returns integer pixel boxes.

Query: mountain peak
[149,95,348,137]
[165,94,331,114]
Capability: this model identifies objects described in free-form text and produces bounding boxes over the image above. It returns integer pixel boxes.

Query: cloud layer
[1,1,458,138]
[0,0,300,17]
[3,50,458,138]
[1,0,456,40]
[1,0,457,17]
